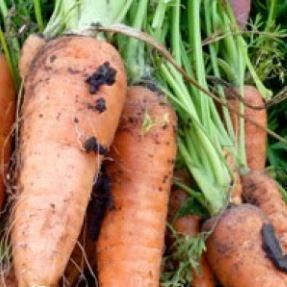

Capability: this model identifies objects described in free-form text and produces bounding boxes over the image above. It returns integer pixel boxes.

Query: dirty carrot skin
[0,54,16,208]
[204,204,287,287]
[169,189,215,287]
[227,85,267,171]
[242,171,287,250]
[97,86,177,287]
[12,36,127,287]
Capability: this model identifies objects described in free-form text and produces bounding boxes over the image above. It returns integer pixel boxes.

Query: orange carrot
[0,54,16,208]
[242,171,287,250]
[11,36,127,287]
[96,86,177,287]
[227,85,267,171]
[169,189,215,287]
[204,204,287,287]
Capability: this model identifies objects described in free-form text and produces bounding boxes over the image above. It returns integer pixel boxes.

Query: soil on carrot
[87,166,113,241]
[86,62,117,94]
[83,137,108,155]
[262,223,287,272]
[87,98,106,113]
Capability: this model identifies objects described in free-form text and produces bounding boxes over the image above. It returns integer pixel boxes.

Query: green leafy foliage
[161,226,207,287]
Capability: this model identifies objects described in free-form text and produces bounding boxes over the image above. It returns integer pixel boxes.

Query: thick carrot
[169,189,215,287]
[227,85,267,171]
[96,86,177,287]
[12,36,127,287]
[0,54,16,208]
[242,171,287,250]
[204,204,287,287]
[230,0,251,27]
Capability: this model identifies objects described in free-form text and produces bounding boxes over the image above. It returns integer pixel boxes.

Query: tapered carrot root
[169,190,215,287]
[204,204,287,287]
[0,55,16,208]
[242,171,287,250]
[227,86,267,171]
[12,36,127,287]
[97,86,177,287]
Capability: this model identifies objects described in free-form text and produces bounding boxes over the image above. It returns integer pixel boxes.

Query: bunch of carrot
[0,0,286,287]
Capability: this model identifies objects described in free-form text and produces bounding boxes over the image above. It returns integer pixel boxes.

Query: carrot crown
[44,0,134,38]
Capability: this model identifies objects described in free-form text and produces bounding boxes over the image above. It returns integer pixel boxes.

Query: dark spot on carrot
[74,117,79,123]
[87,98,106,113]
[87,166,112,241]
[86,62,117,94]
[68,67,80,74]
[262,223,287,273]
[49,55,57,63]
[162,175,168,183]
[84,136,108,155]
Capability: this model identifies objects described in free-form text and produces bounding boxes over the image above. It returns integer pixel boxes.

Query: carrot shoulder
[12,36,127,287]
[0,55,16,208]
[204,204,287,287]
[96,86,177,287]
[169,189,215,287]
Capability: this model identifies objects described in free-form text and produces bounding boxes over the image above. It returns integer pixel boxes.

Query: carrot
[230,0,251,27]
[204,204,287,287]
[242,171,287,250]
[96,86,177,287]
[227,85,267,171]
[0,54,16,208]
[11,35,127,287]
[169,189,215,287]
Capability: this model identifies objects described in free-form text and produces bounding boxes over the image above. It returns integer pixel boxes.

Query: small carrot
[169,189,215,287]
[96,86,177,287]
[204,204,287,287]
[242,171,287,250]
[12,35,127,287]
[0,54,16,208]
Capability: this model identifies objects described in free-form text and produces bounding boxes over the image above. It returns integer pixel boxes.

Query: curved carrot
[204,204,287,287]
[0,54,16,208]
[12,36,127,287]
[242,171,287,250]
[169,189,215,287]
[97,86,177,287]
